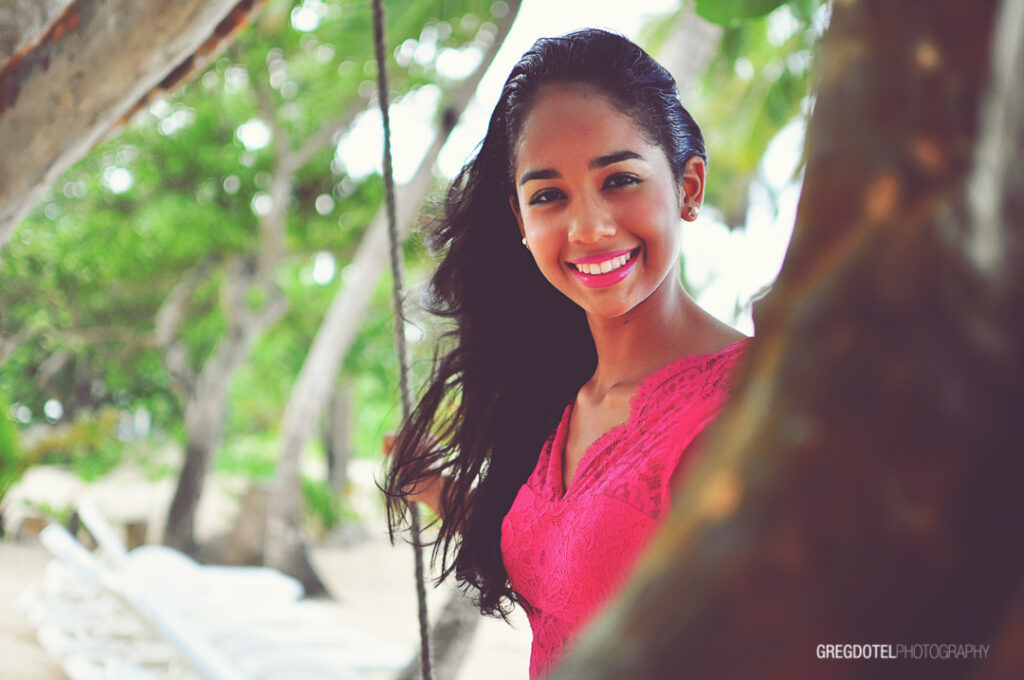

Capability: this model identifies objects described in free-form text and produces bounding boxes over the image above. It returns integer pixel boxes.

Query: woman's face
[510,85,703,322]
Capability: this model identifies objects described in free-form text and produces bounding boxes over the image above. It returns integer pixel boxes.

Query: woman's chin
[577,296,640,322]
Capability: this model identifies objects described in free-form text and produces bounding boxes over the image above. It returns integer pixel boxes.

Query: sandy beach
[0,461,531,679]
[1,541,67,680]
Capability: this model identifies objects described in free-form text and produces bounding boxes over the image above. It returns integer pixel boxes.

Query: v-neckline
[556,398,633,499]
[552,338,748,499]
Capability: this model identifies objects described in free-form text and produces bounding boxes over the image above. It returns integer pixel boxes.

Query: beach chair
[76,503,407,674]
[25,515,409,679]
[36,522,248,680]
[77,501,304,607]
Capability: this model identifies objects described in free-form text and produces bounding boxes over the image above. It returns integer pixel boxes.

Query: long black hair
[383,28,707,617]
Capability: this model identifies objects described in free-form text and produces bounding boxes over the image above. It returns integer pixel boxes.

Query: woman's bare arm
[383,432,447,518]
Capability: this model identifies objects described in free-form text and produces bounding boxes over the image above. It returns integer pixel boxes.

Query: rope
[371,2,434,679]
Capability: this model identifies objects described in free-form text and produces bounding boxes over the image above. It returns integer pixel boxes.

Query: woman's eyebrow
[519,150,643,186]
[589,150,642,169]
[519,168,560,186]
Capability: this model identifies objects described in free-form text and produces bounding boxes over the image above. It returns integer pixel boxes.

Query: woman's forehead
[520,82,621,128]
[513,87,658,170]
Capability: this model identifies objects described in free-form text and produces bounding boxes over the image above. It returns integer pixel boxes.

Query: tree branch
[0,323,41,366]
[251,78,294,273]
[219,256,253,330]
[154,259,216,393]
[0,0,75,66]
[288,100,364,174]
[35,346,72,389]
[0,0,263,250]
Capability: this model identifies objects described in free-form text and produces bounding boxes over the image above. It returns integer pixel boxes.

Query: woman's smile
[567,247,640,287]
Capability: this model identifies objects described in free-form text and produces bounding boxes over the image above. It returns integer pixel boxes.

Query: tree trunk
[163,383,231,554]
[263,0,522,589]
[0,0,265,251]
[657,0,722,99]
[395,588,482,680]
[162,263,287,555]
[552,1,1024,678]
[323,380,352,496]
[263,130,449,596]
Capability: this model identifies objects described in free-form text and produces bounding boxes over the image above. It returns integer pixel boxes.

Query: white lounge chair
[37,523,248,680]
[25,516,410,679]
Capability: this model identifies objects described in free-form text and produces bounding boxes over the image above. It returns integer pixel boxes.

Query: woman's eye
[528,189,564,205]
[604,173,641,189]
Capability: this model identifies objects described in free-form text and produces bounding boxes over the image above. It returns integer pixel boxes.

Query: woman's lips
[569,248,635,266]
[568,248,639,288]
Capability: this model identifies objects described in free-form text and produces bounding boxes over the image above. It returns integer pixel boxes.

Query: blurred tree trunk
[554,0,1024,678]
[323,380,352,496]
[263,118,452,592]
[0,0,265,251]
[157,37,366,558]
[657,1,722,104]
[395,588,481,680]
[160,258,287,555]
[263,0,521,594]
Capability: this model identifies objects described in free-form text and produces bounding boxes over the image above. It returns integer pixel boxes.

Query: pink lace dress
[500,339,747,678]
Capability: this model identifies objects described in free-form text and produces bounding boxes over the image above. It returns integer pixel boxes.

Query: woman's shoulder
[633,336,750,413]
[653,335,749,385]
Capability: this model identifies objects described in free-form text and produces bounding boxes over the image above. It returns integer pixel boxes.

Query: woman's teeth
[574,252,632,275]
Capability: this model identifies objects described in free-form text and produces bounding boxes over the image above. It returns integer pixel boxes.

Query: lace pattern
[500,339,747,678]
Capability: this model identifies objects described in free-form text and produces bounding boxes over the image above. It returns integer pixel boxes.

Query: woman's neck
[583,278,740,397]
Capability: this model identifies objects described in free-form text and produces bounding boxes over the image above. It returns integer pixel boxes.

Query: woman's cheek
[627,202,678,256]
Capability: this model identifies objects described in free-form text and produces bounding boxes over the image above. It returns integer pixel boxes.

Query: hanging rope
[370,1,434,679]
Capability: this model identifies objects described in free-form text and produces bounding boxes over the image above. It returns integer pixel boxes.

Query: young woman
[384,28,748,677]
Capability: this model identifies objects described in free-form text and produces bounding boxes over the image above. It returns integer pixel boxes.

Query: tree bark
[395,588,482,680]
[0,0,265,251]
[0,0,74,64]
[553,1,1024,678]
[263,0,522,590]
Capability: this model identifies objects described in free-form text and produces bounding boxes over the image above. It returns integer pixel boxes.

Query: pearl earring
[522,237,528,246]
[688,206,699,219]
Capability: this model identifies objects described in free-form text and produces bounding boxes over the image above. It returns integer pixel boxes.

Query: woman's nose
[568,195,615,243]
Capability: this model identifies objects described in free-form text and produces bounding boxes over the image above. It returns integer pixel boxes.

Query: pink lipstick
[568,248,639,288]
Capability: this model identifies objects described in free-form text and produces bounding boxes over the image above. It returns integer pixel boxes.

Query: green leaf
[696,0,789,25]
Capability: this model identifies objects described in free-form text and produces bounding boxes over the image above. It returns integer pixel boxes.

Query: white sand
[0,542,67,680]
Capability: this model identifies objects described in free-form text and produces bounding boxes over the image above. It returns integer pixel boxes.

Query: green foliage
[215,434,280,480]
[0,0,500,483]
[26,408,126,481]
[21,499,74,526]
[301,475,357,535]
[131,448,178,483]
[688,0,826,227]
[0,396,27,506]
[697,0,789,25]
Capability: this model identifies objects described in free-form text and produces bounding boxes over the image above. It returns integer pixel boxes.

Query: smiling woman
[510,86,703,321]
[384,28,748,678]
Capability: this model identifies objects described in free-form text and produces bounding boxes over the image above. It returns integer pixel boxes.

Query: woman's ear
[680,156,706,221]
